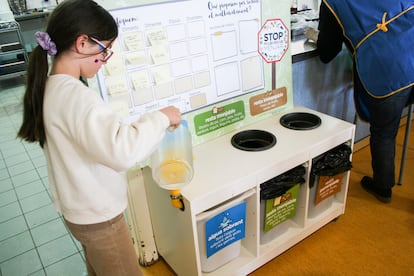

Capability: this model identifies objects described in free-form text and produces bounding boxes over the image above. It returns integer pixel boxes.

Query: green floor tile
[4,152,31,167]
[0,249,43,276]
[25,204,59,229]
[8,160,36,177]
[15,180,45,200]
[37,235,78,267]
[44,253,86,276]
[0,215,27,241]
[31,218,69,247]
[0,189,17,208]
[0,201,22,223]
[0,177,13,193]
[0,167,9,181]
[20,191,52,214]
[11,169,41,187]
[0,231,35,263]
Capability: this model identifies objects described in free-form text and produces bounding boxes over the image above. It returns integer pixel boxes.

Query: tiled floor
[0,77,86,276]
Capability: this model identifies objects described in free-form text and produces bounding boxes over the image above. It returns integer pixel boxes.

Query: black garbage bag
[261,165,306,200]
[310,144,352,188]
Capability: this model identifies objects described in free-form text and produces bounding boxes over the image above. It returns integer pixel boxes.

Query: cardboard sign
[315,173,344,205]
[249,87,287,115]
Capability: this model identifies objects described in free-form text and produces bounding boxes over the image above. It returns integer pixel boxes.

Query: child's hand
[160,106,182,129]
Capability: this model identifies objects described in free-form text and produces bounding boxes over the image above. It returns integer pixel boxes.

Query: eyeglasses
[89,37,114,62]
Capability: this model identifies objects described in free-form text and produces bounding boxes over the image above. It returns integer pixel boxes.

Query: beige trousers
[64,213,143,276]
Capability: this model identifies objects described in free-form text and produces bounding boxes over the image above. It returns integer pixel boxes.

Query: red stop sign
[258,19,289,63]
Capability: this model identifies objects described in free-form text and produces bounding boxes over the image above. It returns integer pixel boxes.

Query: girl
[17,0,181,275]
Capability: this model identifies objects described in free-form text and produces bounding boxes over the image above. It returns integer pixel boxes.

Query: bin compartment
[308,144,352,217]
[196,191,253,273]
[260,183,300,244]
[260,165,305,244]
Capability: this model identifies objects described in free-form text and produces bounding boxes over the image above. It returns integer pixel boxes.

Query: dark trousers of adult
[64,213,143,276]
[356,78,413,190]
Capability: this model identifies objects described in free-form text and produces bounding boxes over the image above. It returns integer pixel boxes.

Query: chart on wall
[96,0,263,122]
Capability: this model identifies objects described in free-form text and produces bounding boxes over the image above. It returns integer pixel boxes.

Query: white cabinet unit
[142,106,355,275]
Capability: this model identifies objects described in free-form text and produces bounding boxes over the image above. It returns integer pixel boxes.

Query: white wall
[297,0,320,11]
[25,0,58,10]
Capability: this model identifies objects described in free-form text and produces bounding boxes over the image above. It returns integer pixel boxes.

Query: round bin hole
[231,130,276,152]
[280,112,321,130]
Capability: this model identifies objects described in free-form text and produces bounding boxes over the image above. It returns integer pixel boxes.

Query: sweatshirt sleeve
[75,93,170,171]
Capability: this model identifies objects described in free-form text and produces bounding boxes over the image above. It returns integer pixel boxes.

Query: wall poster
[96,0,264,123]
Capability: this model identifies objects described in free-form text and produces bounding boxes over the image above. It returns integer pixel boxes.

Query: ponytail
[17,46,49,147]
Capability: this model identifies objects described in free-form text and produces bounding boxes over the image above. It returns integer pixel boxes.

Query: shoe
[361,176,392,203]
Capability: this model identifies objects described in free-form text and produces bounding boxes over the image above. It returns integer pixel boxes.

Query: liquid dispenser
[151,120,193,210]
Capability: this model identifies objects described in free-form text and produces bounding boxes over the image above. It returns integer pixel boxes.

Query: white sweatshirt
[43,74,170,224]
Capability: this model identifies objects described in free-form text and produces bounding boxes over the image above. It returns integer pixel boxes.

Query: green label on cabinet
[264,183,299,232]
[193,101,245,136]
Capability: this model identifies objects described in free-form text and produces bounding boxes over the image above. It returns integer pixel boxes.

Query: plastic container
[151,120,193,190]
[196,190,254,273]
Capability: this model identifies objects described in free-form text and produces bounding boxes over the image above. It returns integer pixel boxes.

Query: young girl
[17,0,181,275]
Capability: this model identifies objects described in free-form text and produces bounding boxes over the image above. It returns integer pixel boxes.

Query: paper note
[151,65,171,85]
[104,57,126,76]
[125,51,148,66]
[146,28,167,46]
[129,70,151,91]
[105,75,129,95]
[190,93,207,108]
[108,93,130,118]
[149,45,169,64]
[123,31,145,51]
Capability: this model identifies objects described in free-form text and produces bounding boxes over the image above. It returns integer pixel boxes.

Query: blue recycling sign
[205,202,246,258]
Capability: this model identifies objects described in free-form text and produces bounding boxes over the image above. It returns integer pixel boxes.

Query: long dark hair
[17,0,118,147]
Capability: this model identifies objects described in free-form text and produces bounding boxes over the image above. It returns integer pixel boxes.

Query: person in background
[305,1,414,203]
[17,0,181,275]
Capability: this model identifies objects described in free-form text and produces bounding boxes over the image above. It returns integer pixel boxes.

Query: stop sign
[258,18,289,63]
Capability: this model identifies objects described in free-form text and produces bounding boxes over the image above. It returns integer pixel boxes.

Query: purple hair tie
[35,31,57,56]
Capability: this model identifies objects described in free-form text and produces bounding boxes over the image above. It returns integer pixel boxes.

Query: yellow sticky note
[105,75,129,95]
[125,51,148,66]
[104,58,125,76]
[146,28,167,46]
[150,45,169,64]
[151,65,171,85]
[123,32,145,51]
[129,70,151,90]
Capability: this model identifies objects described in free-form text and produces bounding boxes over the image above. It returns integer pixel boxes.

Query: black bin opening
[280,112,321,130]
[231,130,276,152]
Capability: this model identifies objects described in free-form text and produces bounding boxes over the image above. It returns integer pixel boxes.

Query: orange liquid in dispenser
[151,120,194,190]
[157,159,192,189]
